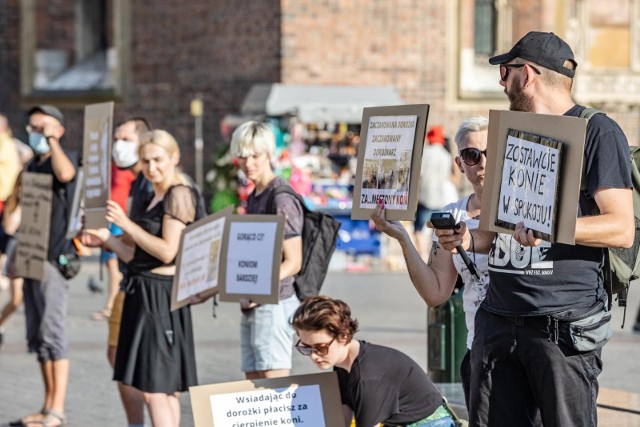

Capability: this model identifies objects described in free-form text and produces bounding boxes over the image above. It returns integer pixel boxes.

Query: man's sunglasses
[500,63,541,81]
[459,148,487,166]
[295,337,335,356]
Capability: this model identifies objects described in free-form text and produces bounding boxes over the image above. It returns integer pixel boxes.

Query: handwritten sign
[82,102,113,229]
[480,110,586,245]
[190,373,345,427]
[171,207,233,311]
[210,385,324,426]
[352,104,429,220]
[15,173,53,280]
[218,215,285,304]
[496,129,563,241]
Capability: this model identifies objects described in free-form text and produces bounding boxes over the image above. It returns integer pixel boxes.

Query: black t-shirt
[26,152,78,262]
[128,184,199,272]
[335,341,443,427]
[246,176,303,300]
[484,105,633,316]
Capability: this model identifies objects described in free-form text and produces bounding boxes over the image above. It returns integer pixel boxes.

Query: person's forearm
[397,234,457,307]
[49,140,76,183]
[123,221,178,264]
[279,258,301,281]
[575,213,634,248]
[104,235,135,262]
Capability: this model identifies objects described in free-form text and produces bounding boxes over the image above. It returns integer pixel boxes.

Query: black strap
[266,185,309,215]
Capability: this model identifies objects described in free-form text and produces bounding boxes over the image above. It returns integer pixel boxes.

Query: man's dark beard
[507,75,533,112]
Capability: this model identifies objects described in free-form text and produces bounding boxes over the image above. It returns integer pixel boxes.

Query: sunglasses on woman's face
[295,337,335,356]
[459,147,487,166]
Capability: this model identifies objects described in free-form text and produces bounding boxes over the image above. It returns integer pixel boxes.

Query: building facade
[0,0,638,177]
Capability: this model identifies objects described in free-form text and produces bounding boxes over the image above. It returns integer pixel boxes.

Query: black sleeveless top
[128,184,199,272]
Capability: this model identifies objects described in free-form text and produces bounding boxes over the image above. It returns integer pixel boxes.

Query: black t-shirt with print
[335,341,443,427]
[483,105,633,316]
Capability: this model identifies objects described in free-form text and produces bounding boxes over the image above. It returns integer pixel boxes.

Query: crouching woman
[291,296,455,427]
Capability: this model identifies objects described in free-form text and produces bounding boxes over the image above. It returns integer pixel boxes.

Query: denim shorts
[241,294,299,372]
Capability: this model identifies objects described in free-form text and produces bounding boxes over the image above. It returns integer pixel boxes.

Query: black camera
[429,212,480,280]
[430,212,460,230]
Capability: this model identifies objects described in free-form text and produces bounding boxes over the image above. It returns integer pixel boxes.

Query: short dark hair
[117,117,151,140]
[291,296,359,342]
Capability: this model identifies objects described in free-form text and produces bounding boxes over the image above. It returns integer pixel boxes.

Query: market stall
[222,83,405,261]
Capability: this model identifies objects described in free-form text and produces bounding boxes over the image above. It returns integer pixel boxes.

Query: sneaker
[633,323,640,335]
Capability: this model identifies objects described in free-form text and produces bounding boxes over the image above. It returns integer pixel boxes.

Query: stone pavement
[1,257,639,426]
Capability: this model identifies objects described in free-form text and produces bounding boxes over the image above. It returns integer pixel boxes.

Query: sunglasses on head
[500,63,541,81]
[295,337,335,356]
[459,147,487,166]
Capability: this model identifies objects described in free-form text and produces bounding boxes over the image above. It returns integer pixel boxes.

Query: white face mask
[28,132,51,155]
[112,139,139,168]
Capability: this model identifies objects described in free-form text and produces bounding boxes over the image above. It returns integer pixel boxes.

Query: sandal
[9,409,49,426]
[91,307,111,321]
[25,410,67,427]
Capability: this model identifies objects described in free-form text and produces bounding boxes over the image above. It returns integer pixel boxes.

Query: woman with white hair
[230,121,303,380]
[372,116,490,409]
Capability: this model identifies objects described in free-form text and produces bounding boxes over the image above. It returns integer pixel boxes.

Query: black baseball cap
[28,105,65,126]
[489,31,577,78]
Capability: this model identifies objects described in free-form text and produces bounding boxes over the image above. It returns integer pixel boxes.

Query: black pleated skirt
[113,270,198,393]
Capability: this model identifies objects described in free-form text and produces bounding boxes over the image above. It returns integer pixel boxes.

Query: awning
[240,83,404,124]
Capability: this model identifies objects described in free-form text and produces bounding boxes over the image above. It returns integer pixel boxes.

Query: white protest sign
[177,217,225,301]
[226,222,277,295]
[218,215,284,304]
[171,207,233,311]
[210,384,325,426]
[497,130,562,240]
[189,372,345,427]
[359,115,417,210]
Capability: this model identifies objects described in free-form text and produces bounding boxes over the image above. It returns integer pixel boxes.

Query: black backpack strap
[579,107,606,193]
[266,184,308,216]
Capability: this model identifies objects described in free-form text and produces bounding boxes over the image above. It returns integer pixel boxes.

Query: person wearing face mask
[92,118,151,322]
[9,105,77,427]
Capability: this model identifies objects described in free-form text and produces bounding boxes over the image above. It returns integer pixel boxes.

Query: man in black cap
[435,32,634,426]
[11,105,77,427]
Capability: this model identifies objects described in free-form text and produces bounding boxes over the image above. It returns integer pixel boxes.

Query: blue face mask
[28,132,51,155]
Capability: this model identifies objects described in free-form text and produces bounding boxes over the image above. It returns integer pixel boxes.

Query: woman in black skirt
[84,129,200,427]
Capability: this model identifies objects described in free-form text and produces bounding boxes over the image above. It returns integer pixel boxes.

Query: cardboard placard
[218,215,285,305]
[189,372,345,427]
[15,173,53,280]
[352,104,429,220]
[82,102,113,229]
[171,206,233,311]
[480,110,587,244]
[65,168,85,239]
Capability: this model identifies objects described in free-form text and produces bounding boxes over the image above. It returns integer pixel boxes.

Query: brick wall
[1,0,638,181]
[0,0,283,180]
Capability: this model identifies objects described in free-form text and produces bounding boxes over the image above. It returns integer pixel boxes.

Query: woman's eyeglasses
[459,148,487,166]
[295,337,335,356]
[500,63,541,81]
